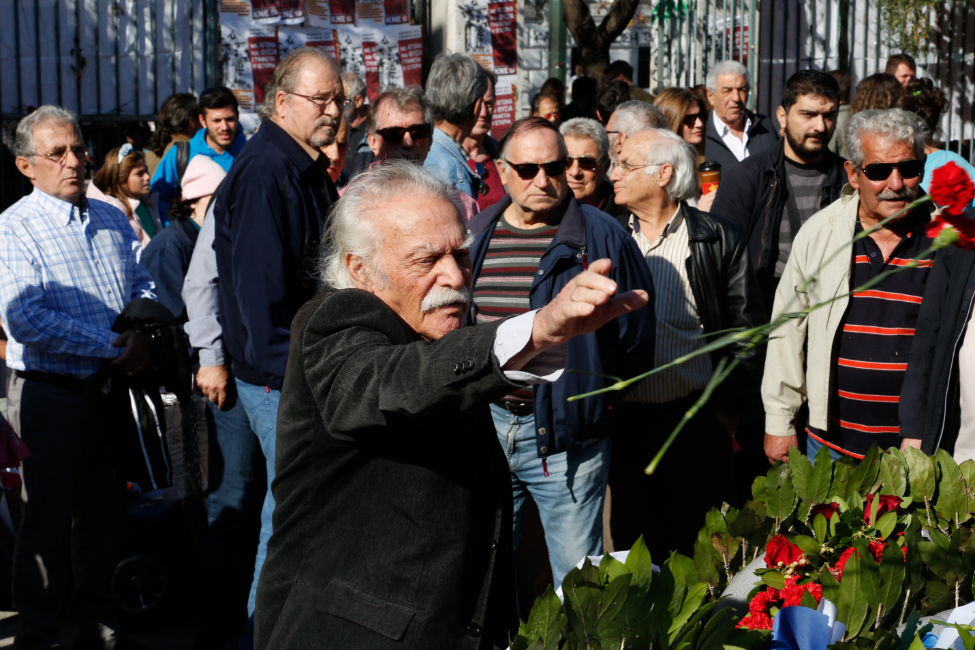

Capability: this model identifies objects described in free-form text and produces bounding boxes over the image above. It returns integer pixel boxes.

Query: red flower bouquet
[930,161,975,216]
[765,535,804,568]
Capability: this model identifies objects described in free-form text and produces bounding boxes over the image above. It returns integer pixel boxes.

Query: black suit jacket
[704,108,780,174]
[255,288,519,650]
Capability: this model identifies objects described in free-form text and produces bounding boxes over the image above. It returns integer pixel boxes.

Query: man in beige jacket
[763,108,937,463]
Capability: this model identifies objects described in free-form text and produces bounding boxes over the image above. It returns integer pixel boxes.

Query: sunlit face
[681,104,705,145]
[778,93,838,161]
[707,73,749,126]
[845,134,923,222]
[608,131,667,211]
[15,122,86,204]
[534,96,561,125]
[355,197,473,342]
[367,102,432,163]
[471,80,496,140]
[201,106,239,150]
[276,61,344,150]
[893,63,916,88]
[564,135,608,204]
[125,161,152,198]
[322,115,350,183]
[498,128,568,217]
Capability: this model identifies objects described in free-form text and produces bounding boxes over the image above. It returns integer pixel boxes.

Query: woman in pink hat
[141,155,226,320]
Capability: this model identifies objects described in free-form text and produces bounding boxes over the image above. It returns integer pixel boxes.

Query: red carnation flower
[864,494,902,524]
[781,576,823,608]
[810,502,840,521]
[737,612,774,630]
[832,547,856,580]
[765,535,805,568]
[928,214,975,251]
[749,588,779,615]
[929,161,975,216]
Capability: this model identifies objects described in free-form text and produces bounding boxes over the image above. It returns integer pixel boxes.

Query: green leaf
[765,462,798,522]
[525,586,563,649]
[694,534,722,586]
[760,571,786,590]
[836,543,875,637]
[600,553,629,583]
[813,513,828,542]
[751,476,767,503]
[849,444,883,497]
[830,459,857,501]
[790,446,815,503]
[880,450,908,497]
[596,573,632,633]
[907,633,927,650]
[808,444,835,504]
[667,582,708,635]
[875,511,898,540]
[561,562,600,643]
[876,543,906,622]
[935,449,970,527]
[821,563,841,606]
[626,535,655,589]
[793,534,822,556]
[706,507,729,535]
[800,589,819,609]
[712,533,741,564]
[728,506,760,538]
[960,460,975,515]
[898,610,923,650]
[903,447,937,503]
[952,624,975,650]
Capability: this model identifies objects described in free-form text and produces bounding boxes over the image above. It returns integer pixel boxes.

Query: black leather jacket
[624,204,767,419]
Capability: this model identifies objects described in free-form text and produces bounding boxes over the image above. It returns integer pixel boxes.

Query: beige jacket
[762,184,937,437]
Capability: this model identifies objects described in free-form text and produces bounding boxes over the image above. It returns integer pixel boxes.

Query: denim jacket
[467,195,657,457]
[424,127,480,199]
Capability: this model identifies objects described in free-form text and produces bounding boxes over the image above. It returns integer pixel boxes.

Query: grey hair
[321,160,468,290]
[845,108,929,168]
[612,101,668,136]
[341,71,367,100]
[366,85,433,134]
[258,46,341,119]
[14,105,82,159]
[560,118,610,161]
[706,60,750,94]
[634,128,697,202]
[424,52,488,125]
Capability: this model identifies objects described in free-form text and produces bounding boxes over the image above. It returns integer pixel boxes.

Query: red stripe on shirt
[853,289,923,304]
[837,389,900,403]
[806,429,866,460]
[888,258,933,267]
[837,358,908,371]
[829,416,900,434]
[843,324,916,336]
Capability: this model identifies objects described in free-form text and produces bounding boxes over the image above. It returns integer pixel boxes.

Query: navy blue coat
[141,219,199,321]
[467,195,656,457]
[213,118,336,390]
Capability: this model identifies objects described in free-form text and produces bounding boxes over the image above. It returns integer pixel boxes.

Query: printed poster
[279,0,306,24]
[706,14,749,65]
[251,0,280,23]
[490,74,516,141]
[357,0,385,24]
[329,0,355,23]
[220,9,278,133]
[383,0,410,25]
[395,25,423,87]
[334,25,365,76]
[305,0,330,27]
[487,0,515,75]
[462,0,493,72]
[278,27,339,63]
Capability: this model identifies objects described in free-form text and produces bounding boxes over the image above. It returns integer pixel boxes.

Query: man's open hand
[111,330,153,377]
[504,259,648,371]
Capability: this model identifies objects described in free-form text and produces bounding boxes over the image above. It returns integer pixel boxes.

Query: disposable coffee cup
[698,161,721,195]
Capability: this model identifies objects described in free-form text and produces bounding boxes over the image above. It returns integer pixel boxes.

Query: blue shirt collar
[192,124,247,158]
[31,187,88,226]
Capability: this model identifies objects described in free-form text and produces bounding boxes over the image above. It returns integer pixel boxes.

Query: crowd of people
[0,44,973,650]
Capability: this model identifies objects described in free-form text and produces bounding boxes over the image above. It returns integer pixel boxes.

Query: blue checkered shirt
[0,189,157,379]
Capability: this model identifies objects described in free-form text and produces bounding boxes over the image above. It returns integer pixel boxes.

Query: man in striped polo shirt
[467,117,655,588]
[763,108,937,463]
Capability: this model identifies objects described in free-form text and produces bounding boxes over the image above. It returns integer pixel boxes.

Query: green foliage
[875,0,938,59]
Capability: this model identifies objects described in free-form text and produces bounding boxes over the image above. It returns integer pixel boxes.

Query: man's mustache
[421,286,471,313]
[876,187,917,201]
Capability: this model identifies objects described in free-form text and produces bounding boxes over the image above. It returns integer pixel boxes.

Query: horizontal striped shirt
[472,215,560,401]
[624,207,712,403]
[807,217,931,458]
[0,190,157,379]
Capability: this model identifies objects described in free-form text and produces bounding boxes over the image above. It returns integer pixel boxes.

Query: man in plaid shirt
[0,106,156,650]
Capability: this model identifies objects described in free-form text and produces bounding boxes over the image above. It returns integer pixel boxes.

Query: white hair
[706,60,750,94]
[845,108,929,168]
[14,105,82,159]
[634,128,697,202]
[560,118,610,161]
[611,101,668,136]
[320,160,468,290]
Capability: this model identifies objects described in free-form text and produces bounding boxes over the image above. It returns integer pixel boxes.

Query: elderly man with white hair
[604,99,668,166]
[560,117,627,222]
[704,59,779,172]
[255,161,648,650]
[763,108,937,465]
[608,127,765,563]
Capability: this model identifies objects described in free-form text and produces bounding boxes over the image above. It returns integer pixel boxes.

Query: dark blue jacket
[213,118,335,390]
[467,195,656,457]
[704,108,780,175]
[141,219,199,321]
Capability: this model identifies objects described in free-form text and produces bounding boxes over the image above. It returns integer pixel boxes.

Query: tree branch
[595,0,641,49]
[562,0,597,45]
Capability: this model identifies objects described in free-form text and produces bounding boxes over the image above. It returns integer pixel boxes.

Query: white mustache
[421,286,470,313]
[877,187,917,201]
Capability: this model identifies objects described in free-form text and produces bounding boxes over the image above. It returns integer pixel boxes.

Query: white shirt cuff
[493,311,566,384]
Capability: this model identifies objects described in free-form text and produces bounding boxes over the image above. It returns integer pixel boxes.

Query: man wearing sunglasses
[466,117,656,588]
[559,117,627,221]
[424,53,488,200]
[763,108,937,465]
[365,85,434,164]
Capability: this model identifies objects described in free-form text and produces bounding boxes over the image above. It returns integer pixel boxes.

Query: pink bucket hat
[181,156,227,201]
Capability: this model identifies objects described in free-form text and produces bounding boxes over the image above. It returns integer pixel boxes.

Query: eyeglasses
[614,160,659,175]
[288,91,352,112]
[567,155,606,171]
[29,145,88,166]
[375,124,433,144]
[503,159,568,179]
[541,112,561,121]
[860,159,924,182]
[682,112,707,127]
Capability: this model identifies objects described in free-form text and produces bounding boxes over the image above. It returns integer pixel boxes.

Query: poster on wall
[305,0,331,26]
[462,0,493,72]
[395,25,423,87]
[706,14,749,65]
[490,74,516,141]
[334,25,366,75]
[487,0,515,75]
[357,0,386,24]
[220,7,278,132]
[384,0,410,24]
[280,0,306,23]
[329,0,356,23]
[279,27,339,62]
[251,0,280,23]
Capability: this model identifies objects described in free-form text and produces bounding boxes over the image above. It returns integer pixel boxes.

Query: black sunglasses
[860,159,924,182]
[504,159,568,179]
[682,112,707,127]
[376,124,433,143]
[567,155,606,171]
